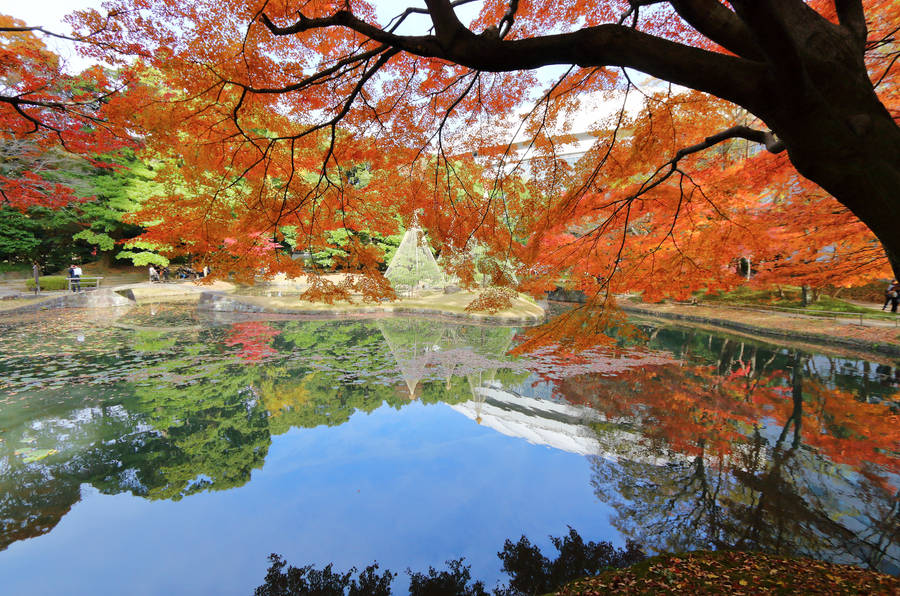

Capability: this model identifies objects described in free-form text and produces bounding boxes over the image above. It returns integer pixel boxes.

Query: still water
[0,305,897,594]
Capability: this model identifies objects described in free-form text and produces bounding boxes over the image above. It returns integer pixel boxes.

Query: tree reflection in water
[255,528,645,596]
[557,327,900,574]
[0,314,528,551]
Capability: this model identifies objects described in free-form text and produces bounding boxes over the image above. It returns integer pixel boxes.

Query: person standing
[884,280,899,311]
[148,265,159,282]
[32,263,40,295]
[68,264,81,292]
[889,279,900,312]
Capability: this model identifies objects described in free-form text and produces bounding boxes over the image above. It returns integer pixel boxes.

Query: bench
[68,276,103,292]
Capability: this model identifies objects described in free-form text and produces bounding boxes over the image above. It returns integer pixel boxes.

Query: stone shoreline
[619,302,900,359]
[197,291,547,325]
[4,282,898,357]
[0,281,548,325]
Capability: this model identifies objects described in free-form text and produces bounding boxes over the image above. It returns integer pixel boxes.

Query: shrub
[25,276,70,291]
[465,287,517,314]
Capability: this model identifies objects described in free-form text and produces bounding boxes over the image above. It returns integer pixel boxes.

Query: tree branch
[677,125,785,159]
[261,10,766,112]
[668,0,765,60]
[834,0,867,49]
[497,0,519,39]
[618,0,665,28]
[423,0,469,48]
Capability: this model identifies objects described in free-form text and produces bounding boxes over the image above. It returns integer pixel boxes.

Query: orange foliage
[3,1,896,311]
[0,17,138,208]
[464,286,516,314]
[559,355,900,481]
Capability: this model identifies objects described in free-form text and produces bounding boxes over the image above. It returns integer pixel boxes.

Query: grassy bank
[698,286,875,311]
[693,286,900,323]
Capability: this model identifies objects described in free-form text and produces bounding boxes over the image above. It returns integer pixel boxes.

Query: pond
[0,305,898,594]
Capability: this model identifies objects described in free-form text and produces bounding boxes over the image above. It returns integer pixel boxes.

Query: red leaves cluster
[4,0,895,311]
[224,321,279,361]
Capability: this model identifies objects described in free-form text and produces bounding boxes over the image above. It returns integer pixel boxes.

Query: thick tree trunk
[734,1,900,280]
[774,106,900,281]
[801,284,812,307]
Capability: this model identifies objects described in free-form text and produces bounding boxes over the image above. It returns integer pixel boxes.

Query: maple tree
[43,0,896,294]
[1,1,895,319]
[0,17,141,211]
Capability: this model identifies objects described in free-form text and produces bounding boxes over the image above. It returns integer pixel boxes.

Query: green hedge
[25,276,70,291]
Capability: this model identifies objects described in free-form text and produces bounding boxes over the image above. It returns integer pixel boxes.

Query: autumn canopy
[1,0,898,306]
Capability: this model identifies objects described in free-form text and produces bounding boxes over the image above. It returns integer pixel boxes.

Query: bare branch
[873,52,900,88]
[617,1,665,27]
[675,125,785,159]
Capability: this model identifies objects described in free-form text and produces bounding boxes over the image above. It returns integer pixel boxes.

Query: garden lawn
[697,286,878,314]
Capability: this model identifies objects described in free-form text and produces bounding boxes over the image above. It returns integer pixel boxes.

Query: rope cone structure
[384,215,444,294]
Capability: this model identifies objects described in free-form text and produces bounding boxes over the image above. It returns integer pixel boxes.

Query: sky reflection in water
[0,305,897,594]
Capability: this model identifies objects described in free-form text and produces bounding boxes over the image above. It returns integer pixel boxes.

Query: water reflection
[566,327,900,574]
[0,310,532,553]
[0,307,897,580]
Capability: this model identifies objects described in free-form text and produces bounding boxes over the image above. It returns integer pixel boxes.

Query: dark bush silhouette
[497,527,646,595]
[254,528,645,595]
[254,555,394,596]
[408,558,489,596]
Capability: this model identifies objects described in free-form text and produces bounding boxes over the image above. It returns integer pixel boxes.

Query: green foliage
[255,529,644,596]
[0,212,40,259]
[0,148,164,270]
[498,529,645,596]
[311,228,401,269]
[24,276,69,291]
[132,330,177,353]
[73,229,116,252]
[408,559,489,596]
[255,555,394,596]
[0,206,90,271]
[116,238,172,267]
[116,250,169,267]
[0,262,29,274]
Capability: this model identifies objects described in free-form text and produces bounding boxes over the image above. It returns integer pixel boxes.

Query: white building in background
[449,380,673,466]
